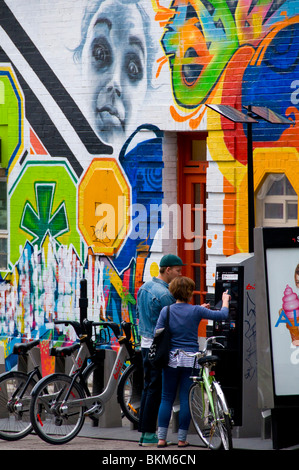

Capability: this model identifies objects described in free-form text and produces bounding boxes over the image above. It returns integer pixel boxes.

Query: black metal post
[246,105,255,253]
[79,278,88,325]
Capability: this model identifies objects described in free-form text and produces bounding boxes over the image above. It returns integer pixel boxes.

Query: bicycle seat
[197,354,219,366]
[13,339,40,355]
[50,343,80,357]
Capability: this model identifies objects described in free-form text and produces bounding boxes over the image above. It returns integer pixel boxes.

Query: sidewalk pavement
[0,420,295,451]
[78,419,275,451]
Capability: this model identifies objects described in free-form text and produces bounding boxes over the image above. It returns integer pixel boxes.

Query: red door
[177,133,208,335]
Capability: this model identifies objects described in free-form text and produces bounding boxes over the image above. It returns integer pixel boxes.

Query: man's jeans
[138,348,162,434]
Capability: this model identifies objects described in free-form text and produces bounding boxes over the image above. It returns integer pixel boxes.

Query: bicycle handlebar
[54,319,129,342]
[205,336,226,352]
[178,336,226,359]
[54,320,83,337]
[91,320,121,339]
[121,321,132,340]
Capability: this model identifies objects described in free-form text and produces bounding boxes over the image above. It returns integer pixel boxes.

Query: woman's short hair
[169,276,195,302]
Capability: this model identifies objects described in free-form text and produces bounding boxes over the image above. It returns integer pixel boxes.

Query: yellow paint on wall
[208,121,299,254]
[0,65,25,176]
[207,105,248,253]
[253,147,299,223]
[107,266,135,305]
[78,159,131,255]
[150,261,159,278]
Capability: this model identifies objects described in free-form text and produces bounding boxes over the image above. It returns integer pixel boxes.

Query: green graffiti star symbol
[20,183,69,248]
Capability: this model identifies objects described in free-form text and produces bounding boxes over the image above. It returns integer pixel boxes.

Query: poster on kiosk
[267,243,299,397]
[255,226,299,406]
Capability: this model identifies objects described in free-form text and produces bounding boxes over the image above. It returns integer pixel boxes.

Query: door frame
[177,132,208,309]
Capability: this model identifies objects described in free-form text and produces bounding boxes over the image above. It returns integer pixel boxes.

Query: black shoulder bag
[148,305,171,369]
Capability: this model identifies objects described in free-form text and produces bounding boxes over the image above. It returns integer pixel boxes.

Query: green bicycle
[184,336,233,450]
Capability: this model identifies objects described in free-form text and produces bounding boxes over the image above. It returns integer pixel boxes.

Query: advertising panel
[262,227,299,404]
[266,247,299,396]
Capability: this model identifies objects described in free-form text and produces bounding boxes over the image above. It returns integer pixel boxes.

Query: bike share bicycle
[0,319,142,442]
[0,339,43,440]
[0,337,82,441]
[184,336,233,450]
[29,318,143,444]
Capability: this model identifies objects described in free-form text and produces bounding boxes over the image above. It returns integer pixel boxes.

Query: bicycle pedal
[191,377,203,382]
[91,417,99,427]
[84,403,102,416]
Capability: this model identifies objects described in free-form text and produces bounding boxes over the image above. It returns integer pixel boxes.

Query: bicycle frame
[187,336,233,450]
[196,363,231,435]
[32,319,140,423]
[6,351,43,411]
[50,340,131,415]
[69,341,90,376]
[190,336,227,422]
[199,366,215,418]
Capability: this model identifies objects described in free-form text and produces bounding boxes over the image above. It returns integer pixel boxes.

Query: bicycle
[0,339,41,441]
[184,336,233,450]
[29,318,143,445]
[0,338,80,441]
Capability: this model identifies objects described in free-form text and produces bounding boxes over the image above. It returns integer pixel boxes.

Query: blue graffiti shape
[115,125,164,273]
[242,22,299,142]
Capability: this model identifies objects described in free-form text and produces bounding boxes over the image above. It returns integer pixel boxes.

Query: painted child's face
[82,0,147,146]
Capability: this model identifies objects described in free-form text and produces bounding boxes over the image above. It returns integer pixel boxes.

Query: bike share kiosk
[75,279,122,427]
[212,253,261,437]
[255,227,299,449]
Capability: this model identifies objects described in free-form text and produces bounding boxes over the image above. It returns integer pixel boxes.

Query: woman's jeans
[158,366,193,442]
[138,348,162,434]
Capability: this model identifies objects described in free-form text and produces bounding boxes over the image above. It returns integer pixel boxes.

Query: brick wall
[0,1,298,368]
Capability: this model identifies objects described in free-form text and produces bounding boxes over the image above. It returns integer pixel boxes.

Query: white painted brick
[207,162,224,193]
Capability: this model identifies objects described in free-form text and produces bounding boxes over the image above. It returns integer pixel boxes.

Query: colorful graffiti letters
[161,0,238,107]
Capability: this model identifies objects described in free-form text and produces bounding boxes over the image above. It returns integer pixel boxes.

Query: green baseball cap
[159,254,185,267]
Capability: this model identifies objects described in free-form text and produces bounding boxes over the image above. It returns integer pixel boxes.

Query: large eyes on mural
[264,25,299,73]
[91,37,112,69]
[182,47,203,86]
[124,52,144,82]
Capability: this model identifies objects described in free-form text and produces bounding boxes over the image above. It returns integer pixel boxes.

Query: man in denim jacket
[137,254,184,446]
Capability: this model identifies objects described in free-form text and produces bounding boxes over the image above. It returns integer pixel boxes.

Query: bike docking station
[211,252,261,439]
[13,278,122,429]
[255,227,299,449]
[15,340,41,377]
[75,278,122,428]
[0,343,5,374]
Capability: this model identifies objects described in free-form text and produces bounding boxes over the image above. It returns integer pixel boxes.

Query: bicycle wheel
[30,373,86,445]
[213,383,233,450]
[0,371,36,440]
[189,381,222,450]
[117,363,143,426]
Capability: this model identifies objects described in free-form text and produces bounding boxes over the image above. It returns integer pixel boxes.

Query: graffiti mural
[0,0,298,371]
[0,0,164,371]
[152,0,299,257]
